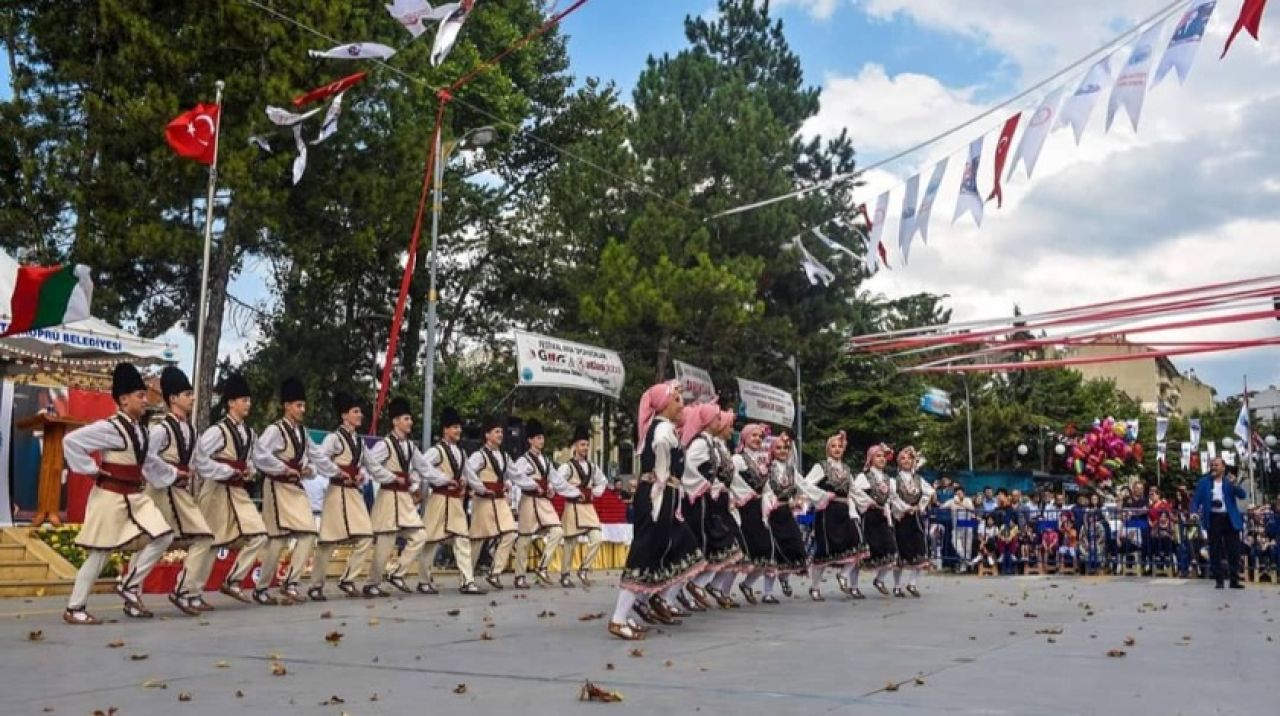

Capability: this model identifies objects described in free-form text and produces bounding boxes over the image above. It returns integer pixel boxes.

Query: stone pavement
[2,573,1276,715]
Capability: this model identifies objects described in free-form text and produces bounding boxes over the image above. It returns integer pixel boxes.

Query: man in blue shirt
[1190,457,1247,589]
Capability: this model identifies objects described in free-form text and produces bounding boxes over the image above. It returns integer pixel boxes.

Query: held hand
[301,465,315,478]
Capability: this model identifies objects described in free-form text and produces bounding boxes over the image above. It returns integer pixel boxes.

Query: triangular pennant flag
[914,157,948,244]
[308,42,397,60]
[431,1,477,67]
[311,92,345,146]
[867,191,890,272]
[1056,56,1113,144]
[953,137,984,227]
[291,124,308,185]
[1222,0,1270,58]
[1107,21,1164,133]
[1008,87,1064,180]
[986,113,1021,207]
[1155,1,1217,85]
[386,0,458,39]
[793,237,835,286]
[898,173,920,265]
[810,227,858,261]
[266,105,323,127]
[293,71,368,108]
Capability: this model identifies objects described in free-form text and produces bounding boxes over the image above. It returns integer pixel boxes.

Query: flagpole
[1245,374,1255,502]
[194,79,225,427]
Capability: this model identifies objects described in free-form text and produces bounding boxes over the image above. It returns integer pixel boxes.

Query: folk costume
[62,363,174,624]
[890,446,935,597]
[142,367,216,615]
[729,424,778,605]
[679,403,742,611]
[250,377,335,605]
[193,372,268,604]
[704,410,747,608]
[307,391,381,601]
[554,424,608,587]
[366,397,435,594]
[467,417,519,590]
[800,431,868,601]
[421,406,485,594]
[761,439,809,602]
[510,419,565,588]
[853,443,899,597]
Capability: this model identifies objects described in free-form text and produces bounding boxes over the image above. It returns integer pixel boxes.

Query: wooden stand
[15,413,86,527]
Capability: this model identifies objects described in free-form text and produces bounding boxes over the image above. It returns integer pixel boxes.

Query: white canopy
[0,316,175,365]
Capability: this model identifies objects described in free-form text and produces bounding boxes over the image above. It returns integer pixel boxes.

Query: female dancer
[607,381,706,640]
[705,409,745,608]
[800,431,867,600]
[853,443,898,597]
[729,424,776,605]
[890,446,934,597]
[680,402,743,612]
[760,438,810,604]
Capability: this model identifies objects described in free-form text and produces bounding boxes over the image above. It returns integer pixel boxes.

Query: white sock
[742,571,762,589]
[809,565,825,584]
[69,551,109,610]
[892,567,903,588]
[663,583,684,604]
[875,567,891,583]
[909,568,921,587]
[841,565,857,585]
[611,591,637,623]
[849,569,861,587]
[763,574,777,596]
[692,571,715,588]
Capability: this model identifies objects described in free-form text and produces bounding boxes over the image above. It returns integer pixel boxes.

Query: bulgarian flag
[0,251,94,337]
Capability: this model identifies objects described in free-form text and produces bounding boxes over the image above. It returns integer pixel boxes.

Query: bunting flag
[311,92,345,145]
[793,237,835,286]
[1156,441,1167,467]
[867,191,890,272]
[1222,0,1270,58]
[266,105,323,127]
[810,227,858,261]
[986,113,1021,207]
[1125,418,1140,440]
[1207,441,1218,460]
[1180,442,1192,469]
[385,0,458,39]
[1199,450,1210,470]
[1234,401,1252,454]
[915,157,948,244]
[292,71,368,108]
[1155,415,1170,442]
[248,135,272,153]
[431,1,477,67]
[1224,449,1237,466]
[952,137,984,226]
[1106,21,1164,132]
[898,173,920,265]
[1056,56,1113,144]
[1189,417,1202,449]
[164,103,221,165]
[1009,87,1064,180]
[291,124,308,185]
[309,42,397,60]
[1155,1,1217,85]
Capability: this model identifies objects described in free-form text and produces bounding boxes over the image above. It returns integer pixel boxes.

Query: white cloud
[773,0,841,21]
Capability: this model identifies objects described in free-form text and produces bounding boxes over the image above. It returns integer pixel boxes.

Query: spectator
[1191,456,1247,589]
[1149,510,1178,570]
[1018,520,1039,568]
[1058,514,1079,569]
[942,487,975,571]
[1266,499,1280,573]
[997,519,1020,574]
[972,515,999,568]
[617,476,636,524]
[934,475,955,506]
[1041,523,1061,568]
[1010,489,1032,523]
[981,487,997,514]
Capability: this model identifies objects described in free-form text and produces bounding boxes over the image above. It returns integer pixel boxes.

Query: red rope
[447,0,592,94]
[903,336,1280,373]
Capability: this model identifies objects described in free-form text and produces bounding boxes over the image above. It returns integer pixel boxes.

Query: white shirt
[1211,479,1226,512]
[251,418,335,478]
[193,418,254,482]
[556,457,607,500]
[317,427,381,484]
[365,433,428,492]
[422,441,480,491]
[63,412,147,477]
[465,445,520,497]
[512,450,559,497]
[141,415,196,489]
[681,434,715,498]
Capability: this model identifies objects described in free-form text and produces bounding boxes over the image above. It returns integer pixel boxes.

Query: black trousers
[1208,512,1242,584]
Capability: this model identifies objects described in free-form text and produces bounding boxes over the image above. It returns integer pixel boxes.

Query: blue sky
[5,1,1279,400]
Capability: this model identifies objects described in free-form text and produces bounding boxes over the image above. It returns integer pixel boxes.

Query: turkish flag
[165,103,220,165]
[292,71,368,108]
[986,112,1021,208]
[1222,0,1269,58]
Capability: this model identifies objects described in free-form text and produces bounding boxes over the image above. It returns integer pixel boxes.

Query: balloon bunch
[1064,417,1143,490]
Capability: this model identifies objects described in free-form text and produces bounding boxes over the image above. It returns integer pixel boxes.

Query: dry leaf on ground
[325,631,344,645]
[579,681,623,702]
[454,683,468,694]
[177,692,192,702]
[27,630,44,642]
[271,661,287,676]
[1106,649,1126,658]
[106,640,124,649]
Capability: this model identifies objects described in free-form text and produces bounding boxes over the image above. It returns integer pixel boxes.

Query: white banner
[915,157,948,244]
[952,136,984,227]
[1207,441,1217,460]
[308,42,397,60]
[1057,55,1114,144]
[736,377,795,427]
[1224,449,1236,467]
[1189,417,1202,449]
[1009,86,1064,180]
[1154,1,1216,86]
[1107,21,1164,132]
[898,172,920,265]
[1156,441,1167,464]
[513,330,625,399]
[673,359,716,404]
[1180,442,1192,469]
[1155,416,1169,442]
[866,191,890,272]
[1199,450,1210,470]
[0,381,12,527]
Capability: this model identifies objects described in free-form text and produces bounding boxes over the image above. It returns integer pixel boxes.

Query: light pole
[420,125,496,448]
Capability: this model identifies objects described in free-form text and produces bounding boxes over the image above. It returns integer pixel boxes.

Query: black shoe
[738,583,758,605]
[761,594,781,605]
[386,574,411,593]
[1230,582,1245,589]
[415,582,438,595]
[513,576,530,590]
[252,588,279,606]
[779,576,793,597]
[873,579,889,596]
[849,587,866,600]
[559,573,575,589]
[307,586,327,602]
[363,584,388,598]
[485,574,505,590]
[337,581,361,598]
[1215,582,1225,589]
[892,587,906,598]
[906,585,921,598]
[577,568,592,587]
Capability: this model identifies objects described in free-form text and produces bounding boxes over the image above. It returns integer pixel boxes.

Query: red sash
[97,463,143,494]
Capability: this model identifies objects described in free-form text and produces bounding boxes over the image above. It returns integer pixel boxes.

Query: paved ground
[2,573,1277,715]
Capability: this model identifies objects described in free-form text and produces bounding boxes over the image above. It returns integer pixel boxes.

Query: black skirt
[736,497,776,570]
[895,511,930,568]
[861,507,898,569]
[686,492,743,568]
[767,505,809,575]
[620,482,706,594]
[813,500,867,566]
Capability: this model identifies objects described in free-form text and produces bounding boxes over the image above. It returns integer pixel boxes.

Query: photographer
[1190,457,1247,589]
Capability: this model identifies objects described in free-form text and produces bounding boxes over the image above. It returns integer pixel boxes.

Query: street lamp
[1222,437,1235,450]
[420,125,496,447]
[1016,444,1029,457]
[1266,434,1277,448]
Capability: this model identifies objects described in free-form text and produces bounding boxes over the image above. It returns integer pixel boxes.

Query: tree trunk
[193,220,235,430]
[654,329,672,385]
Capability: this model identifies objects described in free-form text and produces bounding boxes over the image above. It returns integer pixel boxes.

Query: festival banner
[1057,56,1113,144]
[986,112,1021,207]
[1155,416,1170,442]
[1207,441,1217,461]
[1154,1,1217,86]
[1125,418,1140,441]
[1156,441,1167,466]
[1199,450,1210,470]
[1180,442,1192,469]
[952,137,985,226]
[919,387,953,418]
[674,359,717,404]
[898,173,920,265]
[867,191,890,272]
[915,157,948,244]
[1009,86,1064,180]
[513,330,625,399]
[1107,21,1164,132]
[1190,417,1202,449]
[794,236,836,286]
[1224,449,1237,467]
[736,377,795,427]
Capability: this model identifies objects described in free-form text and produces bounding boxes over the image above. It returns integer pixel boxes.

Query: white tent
[0,317,175,366]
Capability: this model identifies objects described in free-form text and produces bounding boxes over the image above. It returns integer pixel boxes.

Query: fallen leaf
[91,709,119,716]
[1123,636,1135,647]
[235,690,244,699]
[267,652,283,659]
[142,679,167,689]
[579,681,624,703]
[606,663,615,670]
[129,653,149,661]
[454,683,468,694]
[663,660,673,668]
[1035,627,1064,635]
[27,630,44,642]
[320,695,345,705]
[177,692,192,702]
[446,609,461,616]
[372,656,379,663]
[320,611,333,619]
[106,640,125,649]
[479,630,494,641]
[368,617,380,626]
[370,693,381,702]
[579,612,606,622]
[1023,612,1038,619]
[537,610,556,618]
[1047,637,1057,644]
[42,708,53,713]
[270,661,287,676]
[884,681,899,692]
[914,676,925,686]
[325,631,344,645]
[489,600,499,607]
[1181,635,1192,641]
[215,660,230,669]
[629,648,644,658]
[968,635,976,641]
[1106,649,1126,658]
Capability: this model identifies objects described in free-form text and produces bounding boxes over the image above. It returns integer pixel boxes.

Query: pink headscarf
[719,410,735,434]
[737,423,766,454]
[897,445,918,470]
[679,402,721,446]
[863,442,894,471]
[637,381,679,451]
[825,430,847,457]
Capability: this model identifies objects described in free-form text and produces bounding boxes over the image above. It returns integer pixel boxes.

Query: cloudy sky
[6,1,1279,397]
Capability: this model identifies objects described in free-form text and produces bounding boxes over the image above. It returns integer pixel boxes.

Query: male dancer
[366,397,435,594]
[193,372,269,604]
[554,425,607,587]
[466,417,519,590]
[142,366,216,615]
[308,391,381,600]
[421,406,486,594]
[250,377,334,605]
[62,363,174,624]
[510,419,565,588]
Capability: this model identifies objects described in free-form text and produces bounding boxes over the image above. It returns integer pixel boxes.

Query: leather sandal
[873,578,890,595]
[577,568,591,587]
[906,585,921,598]
[386,574,412,593]
[809,588,825,602]
[559,573,576,589]
[220,582,253,604]
[779,576,793,597]
[513,576,530,590]
[631,602,658,625]
[761,594,781,605]
[307,586,328,602]
[63,607,101,626]
[337,581,361,598]
[459,582,488,595]
[123,600,154,619]
[738,583,759,605]
[675,592,703,614]
[850,587,866,600]
[686,583,715,610]
[608,621,646,641]
[168,592,201,616]
[415,582,439,595]
[485,574,505,590]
